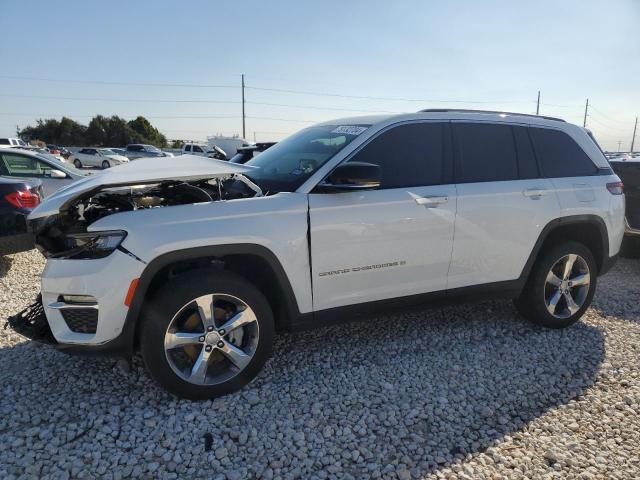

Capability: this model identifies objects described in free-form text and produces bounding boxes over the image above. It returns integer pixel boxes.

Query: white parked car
[182,143,227,159]
[0,148,86,197]
[0,137,28,148]
[12,109,625,399]
[71,148,130,169]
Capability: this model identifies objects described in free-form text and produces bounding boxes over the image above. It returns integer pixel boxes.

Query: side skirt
[289,279,524,332]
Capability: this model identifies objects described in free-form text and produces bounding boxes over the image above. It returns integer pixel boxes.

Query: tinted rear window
[513,126,540,179]
[454,123,518,183]
[530,128,597,177]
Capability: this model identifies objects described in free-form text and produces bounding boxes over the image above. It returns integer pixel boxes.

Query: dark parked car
[124,144,174,160]
[0,177,42,256]
[609,158,640,255]
[229,142,276,164]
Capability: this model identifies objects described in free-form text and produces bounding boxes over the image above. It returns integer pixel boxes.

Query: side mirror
[317,162,381,191]
[49,169,67,179]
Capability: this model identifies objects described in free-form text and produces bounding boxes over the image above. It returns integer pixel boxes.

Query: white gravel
[0,249,639,479]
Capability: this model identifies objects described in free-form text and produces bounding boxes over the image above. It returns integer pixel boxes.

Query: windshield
[36,154,84,176]
[99,148,116,155]
[244,124,369,192]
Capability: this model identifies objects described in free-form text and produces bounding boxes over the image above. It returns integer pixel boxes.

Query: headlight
[51,230,127,259]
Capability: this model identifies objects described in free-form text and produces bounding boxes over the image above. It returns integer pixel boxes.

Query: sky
[0,0,638,150]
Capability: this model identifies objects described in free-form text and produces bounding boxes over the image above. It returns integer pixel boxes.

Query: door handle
[523,188,547,199]
[415,195,449,207]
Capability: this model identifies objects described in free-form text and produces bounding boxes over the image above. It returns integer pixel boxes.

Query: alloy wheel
[544,254,591,319]
[164,293,259,385]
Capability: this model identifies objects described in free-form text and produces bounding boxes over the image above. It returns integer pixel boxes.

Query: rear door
[308,121,457,311]
[529,127,606,217]
[448,122,560,289]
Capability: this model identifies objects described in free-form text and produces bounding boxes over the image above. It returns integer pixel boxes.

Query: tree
[128,116,167,147]
[19,115,168,147]
[170,139,184,149]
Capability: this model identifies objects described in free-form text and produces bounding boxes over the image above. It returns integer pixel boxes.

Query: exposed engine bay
[31,174,263,257]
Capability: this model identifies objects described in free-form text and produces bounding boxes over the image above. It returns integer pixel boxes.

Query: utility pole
[631,116,638,153]
[536,91,540,115]
[241,74,246,140]
[253,131,256,142]
[583,98,589,127]
[617,141,622,152]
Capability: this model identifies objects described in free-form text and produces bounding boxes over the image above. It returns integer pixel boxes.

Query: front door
[0,152,73,197]
[308,121,457,311]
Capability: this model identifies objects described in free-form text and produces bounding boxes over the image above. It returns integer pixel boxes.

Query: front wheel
[140,270,274,400]
[515,241,597,329]
[73,159,82,168]
[101,160,111,169]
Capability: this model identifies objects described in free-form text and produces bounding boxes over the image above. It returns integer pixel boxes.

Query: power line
[0,93,241,104]
[0,112,241,120]
[589,105,636,125]
[585,115,632,133]
[247,101,399,114]
[245,85,529,104]
[0,75,237,89]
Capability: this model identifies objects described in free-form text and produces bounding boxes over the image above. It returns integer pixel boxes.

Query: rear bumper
[625,218,640,237]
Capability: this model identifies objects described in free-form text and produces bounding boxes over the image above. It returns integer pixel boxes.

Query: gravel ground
[0,249,639,480]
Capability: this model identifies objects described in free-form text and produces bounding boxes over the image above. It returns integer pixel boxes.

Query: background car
[71,148,130,169]
[0,138,27,148]
[46,144,71,159]
[124,144,174,160]
[229,142,276,164]
[109,147,127,156]
[0,176,41,256]
[609,157,640,255]
[182,143,227,159]
[0,148,86,197]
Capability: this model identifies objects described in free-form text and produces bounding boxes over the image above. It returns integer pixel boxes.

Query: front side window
[185,145,192,152]
[0,154,52,177]
[454,123,518,183]
[245,124,369,192]
[530,127,597,178]
[193,145,203,153]
[347,122,446,188]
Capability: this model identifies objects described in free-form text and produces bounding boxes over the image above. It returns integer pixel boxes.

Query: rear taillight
[4,189,41,208]
[606,181,624,195]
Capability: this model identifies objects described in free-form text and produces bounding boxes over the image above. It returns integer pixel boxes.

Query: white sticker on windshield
[331,126,368,136]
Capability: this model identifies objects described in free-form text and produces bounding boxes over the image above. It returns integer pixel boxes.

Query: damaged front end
[30,168,262,258]
[5,295,57,345]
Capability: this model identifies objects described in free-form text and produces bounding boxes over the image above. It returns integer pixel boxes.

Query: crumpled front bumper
[5,295,57,345]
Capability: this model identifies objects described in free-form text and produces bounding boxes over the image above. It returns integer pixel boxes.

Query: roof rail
[418,108,566,123]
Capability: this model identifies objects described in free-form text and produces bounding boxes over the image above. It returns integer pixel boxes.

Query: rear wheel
[515,241,596,328]
[101,160,111,169]
[140,270,274,400]
[73,159,82,168]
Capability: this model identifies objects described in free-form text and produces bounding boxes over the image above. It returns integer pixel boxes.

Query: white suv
[9,110,625,399]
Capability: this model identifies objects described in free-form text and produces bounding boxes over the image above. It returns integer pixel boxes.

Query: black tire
[140,269,274,400]
[73,159,82,168]
[101,160,111,169]
[514,241,597,329]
